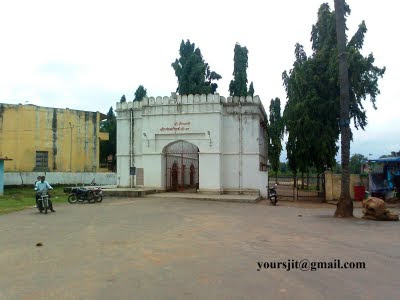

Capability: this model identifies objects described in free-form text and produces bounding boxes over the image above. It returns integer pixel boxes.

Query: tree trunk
[275,171,278,184]
[334,0,353,217]
[301,173,304,190]
[306,171,310,190]
[293,173,297,188]
[317,173,320,191]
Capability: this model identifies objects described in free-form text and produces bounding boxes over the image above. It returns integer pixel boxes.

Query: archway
[190,164,195,186]
[171,162,179,191]
[163,141,199,192]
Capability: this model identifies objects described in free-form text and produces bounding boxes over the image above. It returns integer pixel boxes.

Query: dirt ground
[0,197,399,300]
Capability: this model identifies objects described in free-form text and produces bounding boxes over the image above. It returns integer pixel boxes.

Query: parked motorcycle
[37,191,50,214]
[268,184,278,206]
[67,187,103,204]
[68,187,96,204]
[92,187,103,202]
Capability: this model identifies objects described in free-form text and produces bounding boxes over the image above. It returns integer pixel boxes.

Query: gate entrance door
[165,141,199,192]
[190,164,195,186]
[171,163,178,191]
[268,175,325,202]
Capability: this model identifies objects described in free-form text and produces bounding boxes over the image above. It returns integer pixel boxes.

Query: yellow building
[0,103,109,172]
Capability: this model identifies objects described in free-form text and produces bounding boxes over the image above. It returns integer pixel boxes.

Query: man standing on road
[35,176,56,212]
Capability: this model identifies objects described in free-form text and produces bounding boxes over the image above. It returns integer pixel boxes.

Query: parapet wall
[116,94,262,111]
[4,172,117,186]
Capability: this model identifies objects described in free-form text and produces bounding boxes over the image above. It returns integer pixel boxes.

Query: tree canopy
[100,106,116,164]
[172,40,221,95]
[134,85,147,101]
[379,151,400,158]
[229,43,249,97]
[283,2,385,175]
[120,95,126,103]
[268,98,284,177]
[350,153,367,174]
[229,43,256,97]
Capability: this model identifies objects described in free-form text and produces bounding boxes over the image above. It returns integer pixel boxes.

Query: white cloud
[1,0,399,157]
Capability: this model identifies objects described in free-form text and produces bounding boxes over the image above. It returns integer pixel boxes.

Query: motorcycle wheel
[96,194,103,203]
[270,197,277,206]
[68,194,78,204]
[88,191,96,203]
[44,200,48,213]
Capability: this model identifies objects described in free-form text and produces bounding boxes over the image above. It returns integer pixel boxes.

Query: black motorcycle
[268,184,278,206]
[37,191,50,213]
[68,187,96,204]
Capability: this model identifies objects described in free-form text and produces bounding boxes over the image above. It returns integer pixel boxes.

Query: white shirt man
[35,177,55,212]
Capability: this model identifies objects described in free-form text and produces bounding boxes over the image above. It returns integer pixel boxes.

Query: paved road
[0,198,399,300]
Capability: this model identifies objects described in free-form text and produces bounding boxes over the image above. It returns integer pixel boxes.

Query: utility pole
[334,0,353,217]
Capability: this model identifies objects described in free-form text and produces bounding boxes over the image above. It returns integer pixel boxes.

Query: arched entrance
[190,164,195,186]
[171,162,179,191]
[164,141,199,192]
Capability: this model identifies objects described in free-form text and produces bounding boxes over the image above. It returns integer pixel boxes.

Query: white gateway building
[115,94,269,198]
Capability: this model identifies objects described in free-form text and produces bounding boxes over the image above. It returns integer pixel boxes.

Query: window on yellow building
[36,151,48,169]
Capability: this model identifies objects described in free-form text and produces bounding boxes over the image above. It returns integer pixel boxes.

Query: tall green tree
[334,0,353,217]
[120,95,126,103]
[350,153,367,174]
[134,85,147,101]
[283,2,385,197]
[248,82,255,97]
[283,44,316,179]
[268,98,284,181]
[332,161,342,174]
[100,107,116,167]
[229,43,249,97]
[172,40,221,95]
[279,162,288,174]
[380,151,400,158]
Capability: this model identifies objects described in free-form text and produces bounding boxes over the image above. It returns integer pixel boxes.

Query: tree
[229,43,249,97]
[172,40,221,95]
[268,98,284,181]
[332,161,342,174]
[380,151,400,158]
[283,44,318,180]
[100,107,116,168]
[279,162,288,174]
[350,154,367,174]
[283,2,385,203]
[248,82,255,97]
[120,95,126,103]
[334,0,353,217]
[134,85,147,101]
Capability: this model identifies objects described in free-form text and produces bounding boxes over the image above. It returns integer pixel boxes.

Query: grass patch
[0,186,68,215]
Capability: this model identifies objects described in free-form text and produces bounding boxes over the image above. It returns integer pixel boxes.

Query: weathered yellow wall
[0,104,108,172]
[324,171,369,201]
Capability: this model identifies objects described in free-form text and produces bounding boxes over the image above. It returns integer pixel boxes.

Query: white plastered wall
[115,94,268,197]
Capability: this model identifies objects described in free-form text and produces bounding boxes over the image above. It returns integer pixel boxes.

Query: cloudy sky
[1,0,398,160]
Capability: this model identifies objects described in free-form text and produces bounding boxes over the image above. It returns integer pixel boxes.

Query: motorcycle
[92,187,103,202]
[37,191,50,214]
[67,187,103,204]
[68,187,95,204]
[268,184,278,206]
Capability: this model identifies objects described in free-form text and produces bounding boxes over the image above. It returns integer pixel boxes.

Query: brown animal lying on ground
[362,197,399,221]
